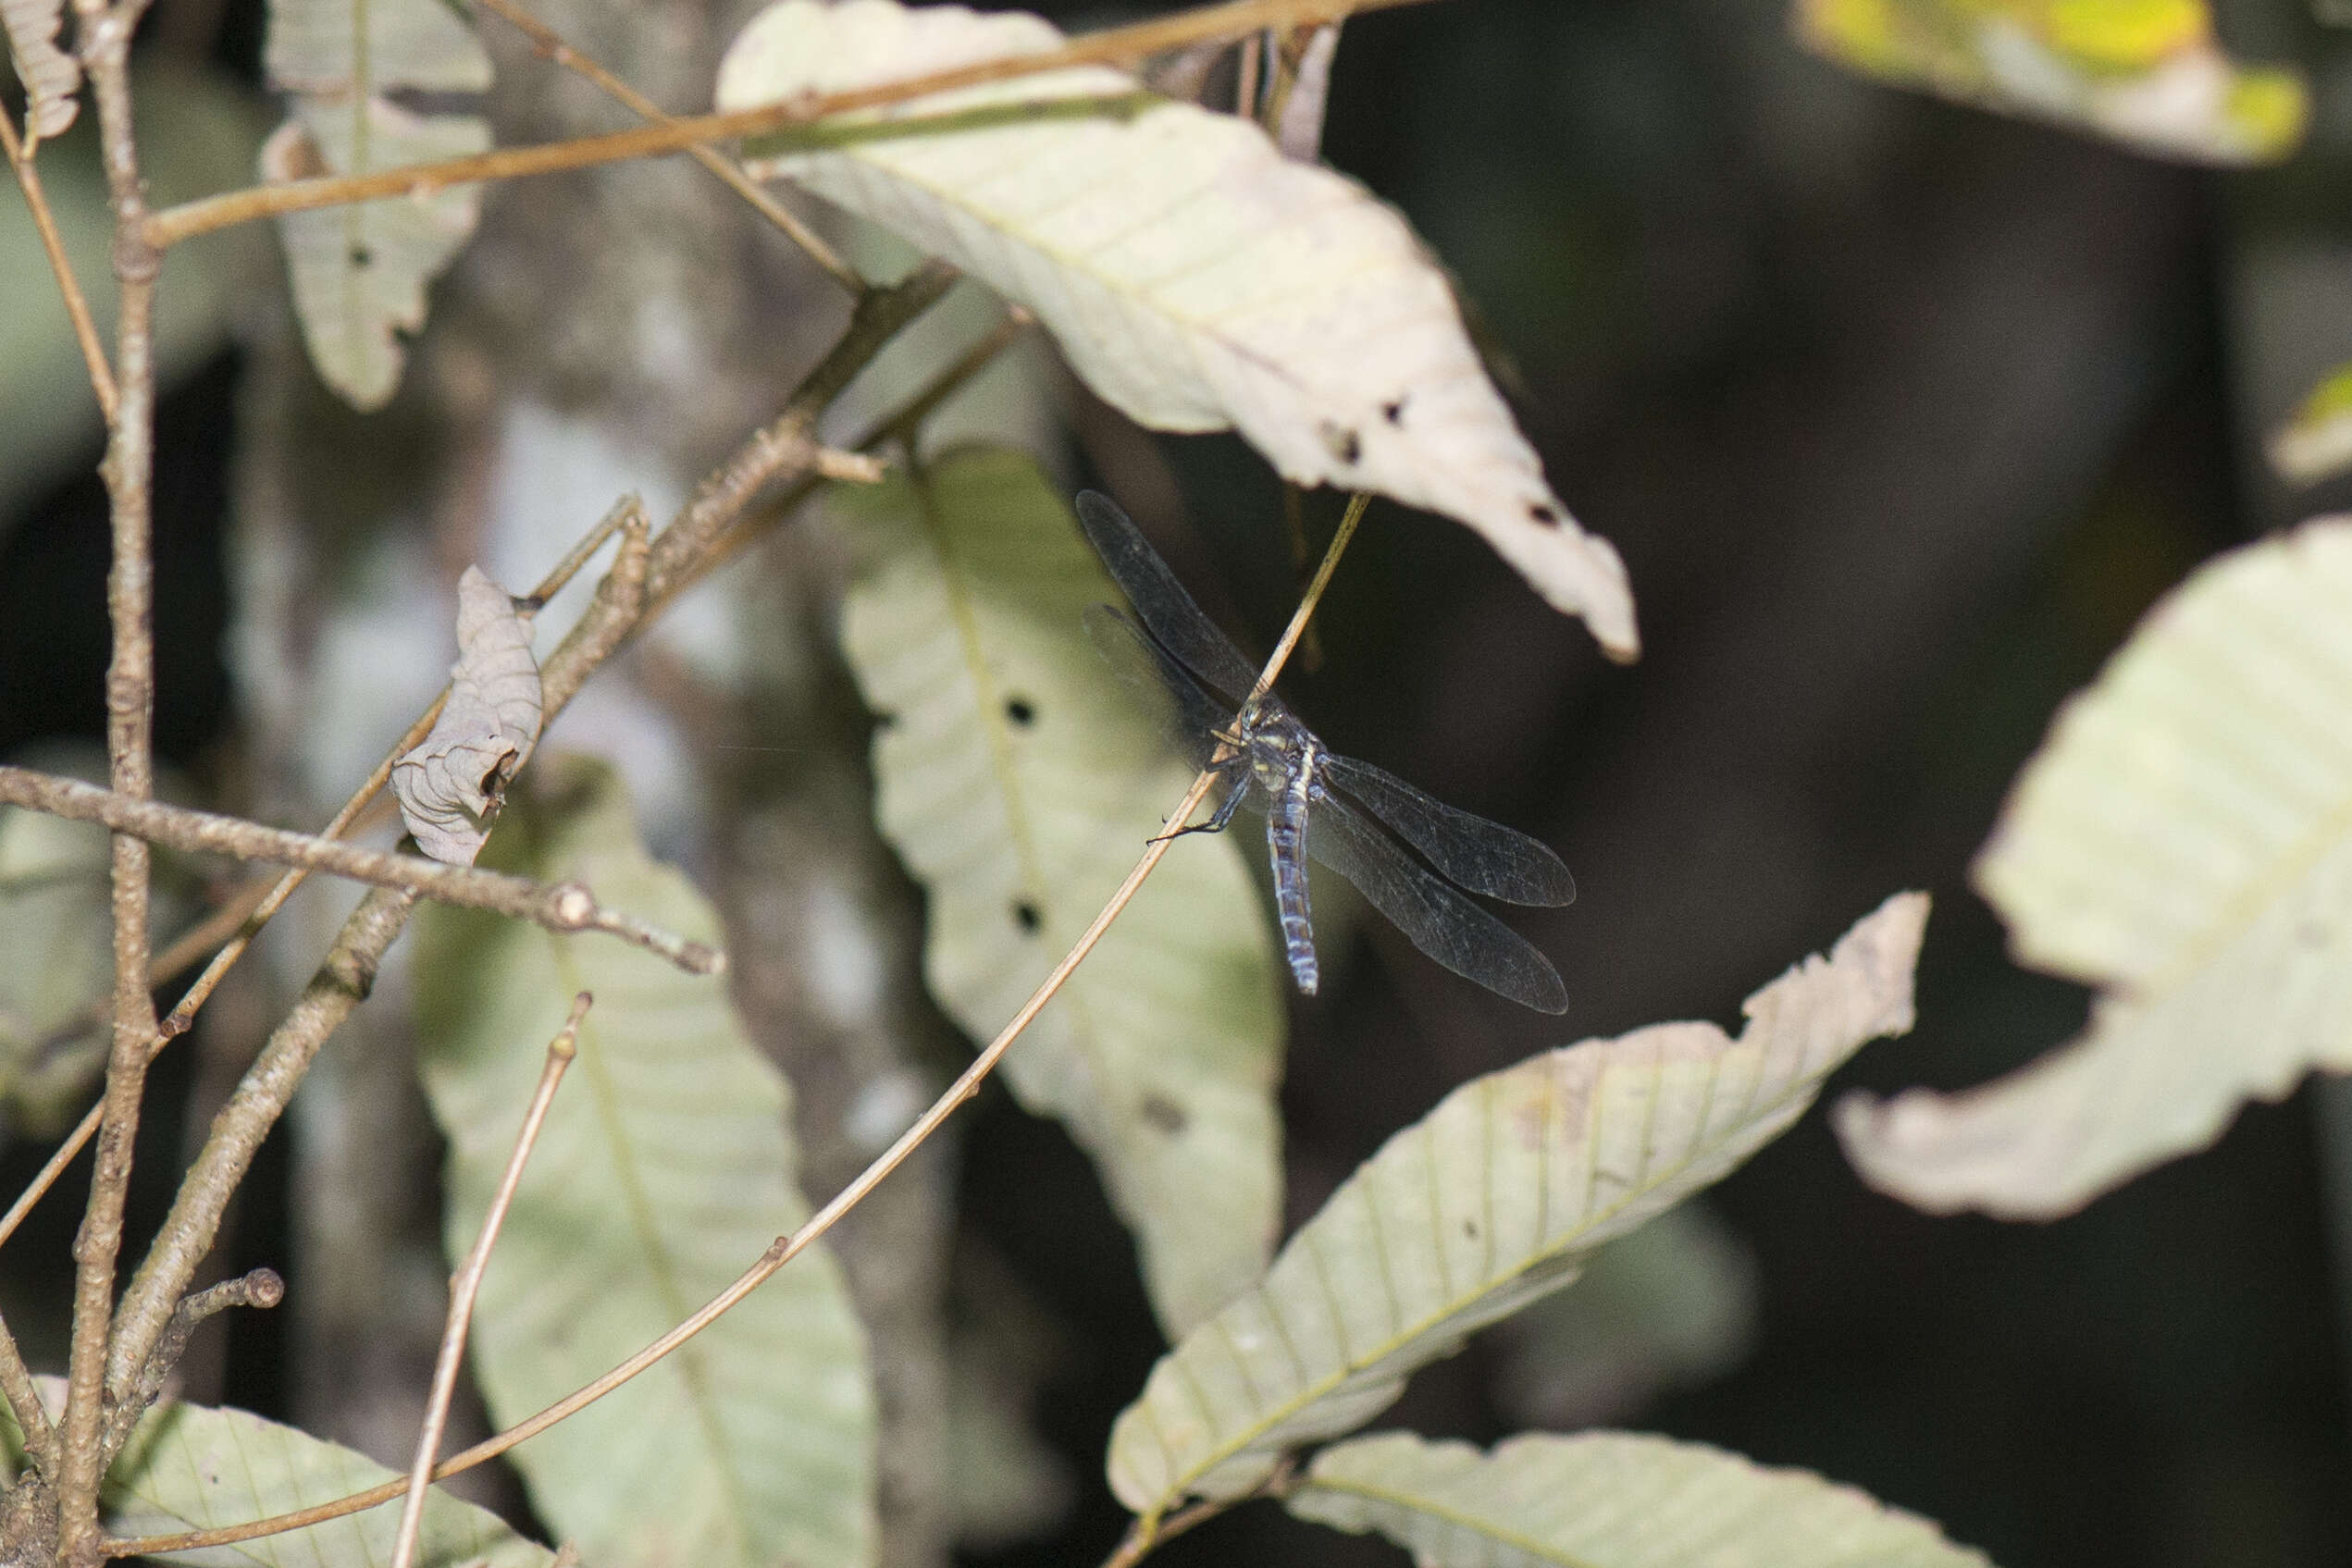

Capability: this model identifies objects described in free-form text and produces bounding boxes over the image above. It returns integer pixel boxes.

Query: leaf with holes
[415,755,874,1568]
[394,565,544,864]
[1838,517,2352,1216]
[260,0,491,408]
[832,448,1284,1338]
[2,1381,552,1568]
[1107,893,1927,1518]
[716,0,1637,661]
[1798,0,2304,164]
[1288,1430,1995,1568]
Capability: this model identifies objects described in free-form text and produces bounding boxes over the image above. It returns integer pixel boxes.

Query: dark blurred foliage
[5,0,2351,1564]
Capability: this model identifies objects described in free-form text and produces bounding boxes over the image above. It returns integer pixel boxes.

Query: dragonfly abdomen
[1267,738,1321,995]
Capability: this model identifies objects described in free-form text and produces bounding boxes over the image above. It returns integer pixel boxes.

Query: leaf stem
[98,482,1371,1562]
[141,0,1445,249]
[389,995,588,1568]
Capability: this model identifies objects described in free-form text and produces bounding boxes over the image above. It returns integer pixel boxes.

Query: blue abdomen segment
[1267,776,1318,995]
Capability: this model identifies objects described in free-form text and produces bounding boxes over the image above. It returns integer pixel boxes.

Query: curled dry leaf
[715,0,1639,661]
[1289,1430,1995,1568]
[3,0,79,140]
[394,565,543,865]
[1838,518,2352,1216]
[1269,23,1340,162]
[1107,893,1927,1518]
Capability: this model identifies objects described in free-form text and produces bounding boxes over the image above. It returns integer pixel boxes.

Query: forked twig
[468,0,860,290]
[390,994,588,1568]
[0,500,642,1260]
[0,770,723,975]
[0,109,118,420]
[99,1268,284,1463]
[101,495,1371,1560]
[141,0,1444,248]
[95,268,949,1437]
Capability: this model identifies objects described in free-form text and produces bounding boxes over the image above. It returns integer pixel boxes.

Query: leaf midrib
[1146,1036,1775,1512]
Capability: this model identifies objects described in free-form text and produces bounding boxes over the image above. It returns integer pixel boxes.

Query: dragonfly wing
[1319,754,1576,907]
[1075,491,1264,702]
[1083,604,1229,771]
[1306,794,1568,1014]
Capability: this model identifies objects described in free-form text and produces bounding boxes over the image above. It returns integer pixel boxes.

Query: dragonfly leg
[1148,762,1247,843]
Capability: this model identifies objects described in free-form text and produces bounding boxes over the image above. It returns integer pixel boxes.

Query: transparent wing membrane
[1076,488,1572,1014]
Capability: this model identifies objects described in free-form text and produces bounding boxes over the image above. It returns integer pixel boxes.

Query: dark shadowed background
[6,0,2352,1564]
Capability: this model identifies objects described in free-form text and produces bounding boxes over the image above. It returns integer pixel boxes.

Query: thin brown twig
[101,488,1371,1562]
[467,0,860,290]
[668,304,1035,606]
[141,0,1444,248]
[58,0,167,1547]
[390,994,587,1568]
[0,501,634,1265]
[0,769,723,974]
[0,110,118,421]
[0,1314,55,1467]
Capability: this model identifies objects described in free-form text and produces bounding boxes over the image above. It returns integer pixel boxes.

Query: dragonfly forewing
[1304,791,1569,1014]
[1319,754,1576,907]
[1076,492,1263,702]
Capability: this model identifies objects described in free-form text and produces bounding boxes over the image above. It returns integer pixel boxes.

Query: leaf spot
[1318,421,1361,466]
[1005,696,1036,727]
[1140,1093,1189,1135]
[349,244,374,269]
[1528,501,1560,526]
[1012,899,1043,934]
[1380,397,1405,426]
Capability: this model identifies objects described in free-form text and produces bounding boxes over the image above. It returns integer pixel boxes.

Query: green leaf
[1107,893,1928,1518]
[1838,518,2352,1216]
[715,0,1638,661]
[1488,1200,1755,1430]
[2268,364,2352,485]
[1287,1431,1995,1568]
[1796,0,2304,164]
[2,1381,551,1568]
[415,755,875,1568]
[832,448,1283,1338]
[260,0,491,409]
[0,796,111,1127]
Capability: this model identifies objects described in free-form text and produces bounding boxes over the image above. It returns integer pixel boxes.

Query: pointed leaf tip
[1839,519,2352,1216]
[1108,891,1927,1516]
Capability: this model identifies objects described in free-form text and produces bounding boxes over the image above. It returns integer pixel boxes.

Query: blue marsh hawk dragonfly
[1074,492,1575,1015]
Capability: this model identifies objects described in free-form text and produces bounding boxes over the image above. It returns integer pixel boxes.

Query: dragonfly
[1074,491,1574,1014]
